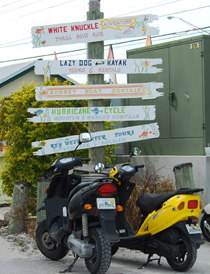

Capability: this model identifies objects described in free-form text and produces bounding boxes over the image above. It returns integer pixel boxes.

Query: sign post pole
[87,0,105,165]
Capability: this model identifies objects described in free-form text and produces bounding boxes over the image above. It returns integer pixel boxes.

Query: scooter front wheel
[85,227,111,274]
[36,219,69,260]
[111,244,119,256]
[200,214,210,242]
[167,232,197,272]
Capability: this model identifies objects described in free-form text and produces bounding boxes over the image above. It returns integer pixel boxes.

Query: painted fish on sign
[35,83,164,101]
[34,58,163,75]
[31,14,159,48]
[27,106,156,123]
[32,123,160,156]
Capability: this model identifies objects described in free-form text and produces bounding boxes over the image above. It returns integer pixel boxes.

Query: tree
[0,78,88,200]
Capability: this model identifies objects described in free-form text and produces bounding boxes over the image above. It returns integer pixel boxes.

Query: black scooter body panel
[68,179,111,220]
[172,221,204,244]
[97,209,120,242]
[44,173,81,240]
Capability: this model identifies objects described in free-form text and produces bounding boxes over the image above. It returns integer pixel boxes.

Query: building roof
[0,61,78,87]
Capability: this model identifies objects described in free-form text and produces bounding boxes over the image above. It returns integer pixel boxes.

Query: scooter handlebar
[136,164,144,169]
[81,158,91,162]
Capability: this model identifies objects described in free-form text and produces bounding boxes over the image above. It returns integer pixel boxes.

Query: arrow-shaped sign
[35,83,164,101]
[31,14,159,48]
[27,105,156,123]
[32,123,160,156]
[34,59,163,75]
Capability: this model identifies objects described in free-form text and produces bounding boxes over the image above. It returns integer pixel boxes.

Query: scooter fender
[172,221,204,245]
[97,209,120,243]
[203,203,210,214]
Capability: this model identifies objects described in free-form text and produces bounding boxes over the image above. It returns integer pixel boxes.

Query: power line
[0,0,43,14]
[1,3,209,48]
[0,0,81,36]
[114,0,182,17]
[1,26,210,64]
[160,4,210,18]
[0,0,21,9]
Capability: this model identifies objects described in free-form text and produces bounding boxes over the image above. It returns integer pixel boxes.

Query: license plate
[185,224,202,234]
[97,198,116,209]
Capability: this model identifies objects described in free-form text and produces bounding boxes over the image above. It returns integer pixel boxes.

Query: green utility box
[126,35,210,155]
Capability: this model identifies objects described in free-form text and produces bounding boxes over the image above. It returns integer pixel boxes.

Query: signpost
[34,59,163,75]
[30,1,162,160]
[87,2,105,165]
[35,83,164,101]
[31,14,159,48]
[32,123,160,156]
[27,105,156,123]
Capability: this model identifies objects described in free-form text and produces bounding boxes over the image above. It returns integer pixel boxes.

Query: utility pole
[87,0,105,165]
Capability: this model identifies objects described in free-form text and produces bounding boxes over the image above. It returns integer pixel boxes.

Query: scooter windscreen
[54,156,82,173]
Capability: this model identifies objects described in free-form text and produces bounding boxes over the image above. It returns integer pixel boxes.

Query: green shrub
[0,78,88,200]
[0,78,118,203]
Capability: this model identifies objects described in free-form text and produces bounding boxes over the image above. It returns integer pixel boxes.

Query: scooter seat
[136,187,203,213]
[68,182,92,201]
[136,191,177,213]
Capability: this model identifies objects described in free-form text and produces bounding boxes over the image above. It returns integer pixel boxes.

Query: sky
[0,0,210,84]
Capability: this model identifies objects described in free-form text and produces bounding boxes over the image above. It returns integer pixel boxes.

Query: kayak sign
[34,59,163,75]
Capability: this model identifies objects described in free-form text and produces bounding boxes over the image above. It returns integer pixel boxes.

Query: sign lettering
[31,14,159,48]
[27,106,156,123]
[35,83,164,101]
[32,123,160,156]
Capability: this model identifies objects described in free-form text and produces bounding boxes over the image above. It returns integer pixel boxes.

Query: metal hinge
[201,51,204,57]
[202,123,205,129]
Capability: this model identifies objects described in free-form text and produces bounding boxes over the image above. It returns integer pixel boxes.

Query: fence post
[8,181,30,235]
[36,177,51,224]
[173,163,195,189]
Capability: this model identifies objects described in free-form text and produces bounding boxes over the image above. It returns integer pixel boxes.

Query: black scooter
[36,133,119,274]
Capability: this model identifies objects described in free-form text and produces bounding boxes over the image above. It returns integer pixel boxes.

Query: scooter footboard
[97,209,120,243]
[45,197,69,232]
[172,221,204,245]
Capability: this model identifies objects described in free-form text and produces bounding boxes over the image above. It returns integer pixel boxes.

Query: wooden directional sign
[32,123,160,156]
[27,105,156,123]
[35,83,164,101]
[34,59,163,75]
[31,14,159,48]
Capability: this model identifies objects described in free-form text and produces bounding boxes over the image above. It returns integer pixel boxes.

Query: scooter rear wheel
[200,214,210,242]
[36,219,69,260]
[166,232,197,272]
[85,227,111,274]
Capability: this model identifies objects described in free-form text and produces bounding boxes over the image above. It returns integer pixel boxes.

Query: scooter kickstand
[138,254,152,269]
[59,255,79,273]
[138,255,162,269]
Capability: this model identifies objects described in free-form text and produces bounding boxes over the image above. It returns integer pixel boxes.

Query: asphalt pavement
[0,234,210,274]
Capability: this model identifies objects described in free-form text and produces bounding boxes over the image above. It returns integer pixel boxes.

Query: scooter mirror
[79,132,92,143]
[132,147,141,156]
[128,147,141,161]
[94,163,105,173]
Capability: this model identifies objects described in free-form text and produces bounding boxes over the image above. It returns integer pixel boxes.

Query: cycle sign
[27,105,156,123]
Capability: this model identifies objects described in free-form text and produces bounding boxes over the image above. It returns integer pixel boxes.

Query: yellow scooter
[104,152,204,272]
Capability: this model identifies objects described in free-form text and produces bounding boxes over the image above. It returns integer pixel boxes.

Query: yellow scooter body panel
[135,194,201,236]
